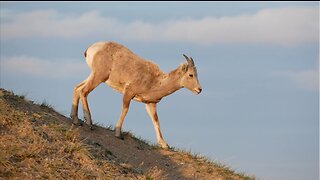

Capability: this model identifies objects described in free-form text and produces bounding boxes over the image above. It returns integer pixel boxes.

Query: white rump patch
[85,42,106,69]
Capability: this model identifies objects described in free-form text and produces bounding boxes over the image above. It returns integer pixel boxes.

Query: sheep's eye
[189,74,194,78]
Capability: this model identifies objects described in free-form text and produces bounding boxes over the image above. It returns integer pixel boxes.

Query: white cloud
[2,56,88,79]
[164,7,319,45]
[275,69,319,92]
[0,7,318,45]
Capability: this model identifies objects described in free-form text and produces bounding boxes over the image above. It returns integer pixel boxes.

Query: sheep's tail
[84,48,88,58]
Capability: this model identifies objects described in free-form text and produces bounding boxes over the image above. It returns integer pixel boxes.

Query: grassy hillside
[0,88,254,179]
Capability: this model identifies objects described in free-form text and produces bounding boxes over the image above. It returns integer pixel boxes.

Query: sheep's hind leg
[115,91,133,139]
[71,79,87,125]
[79,73,104,130]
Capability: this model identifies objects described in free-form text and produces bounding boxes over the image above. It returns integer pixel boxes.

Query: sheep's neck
[152,66,182,100]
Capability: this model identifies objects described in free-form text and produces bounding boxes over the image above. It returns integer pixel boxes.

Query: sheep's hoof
[89,125,94,130]
[85,122,94,130]
[115,128,124,140]
[115,134,124,140]
[71,116,82,126]
[73,121,83,126]
[159,141,169,149]
[83,117,93,130]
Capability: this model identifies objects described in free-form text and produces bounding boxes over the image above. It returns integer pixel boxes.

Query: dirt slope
[0,88,254,179]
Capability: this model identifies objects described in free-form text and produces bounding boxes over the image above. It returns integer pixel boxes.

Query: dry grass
[1,115,106,179]
[0,90,140,179]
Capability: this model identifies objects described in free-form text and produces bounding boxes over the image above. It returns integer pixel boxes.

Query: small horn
[183,54,194,66]
[189,57,195,66]
[183,54,189,60]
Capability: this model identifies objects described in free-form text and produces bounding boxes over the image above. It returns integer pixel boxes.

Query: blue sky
[1,2,319,180]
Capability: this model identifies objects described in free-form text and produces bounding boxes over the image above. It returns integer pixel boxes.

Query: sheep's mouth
[194,88,202,94]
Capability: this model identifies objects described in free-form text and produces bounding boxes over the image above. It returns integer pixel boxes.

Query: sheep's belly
[133,94,161,104]
[105,81,161,103]
[105,81,124,94]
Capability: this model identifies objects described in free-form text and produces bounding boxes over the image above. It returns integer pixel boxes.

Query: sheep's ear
[181,63,188,73]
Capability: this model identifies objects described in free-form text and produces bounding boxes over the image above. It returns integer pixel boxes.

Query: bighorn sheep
[71,42,202,148]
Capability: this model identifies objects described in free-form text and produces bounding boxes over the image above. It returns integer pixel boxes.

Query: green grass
[40,99,54,110]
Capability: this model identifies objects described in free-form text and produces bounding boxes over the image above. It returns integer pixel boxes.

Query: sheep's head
[180,54,202,95]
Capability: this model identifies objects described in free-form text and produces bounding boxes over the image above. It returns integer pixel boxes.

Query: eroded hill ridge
[0,88,254,179]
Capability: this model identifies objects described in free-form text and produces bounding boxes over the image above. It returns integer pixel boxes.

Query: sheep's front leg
[145,103,169,149]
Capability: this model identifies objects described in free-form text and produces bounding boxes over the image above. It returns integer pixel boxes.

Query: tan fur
[71,41,202,148]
